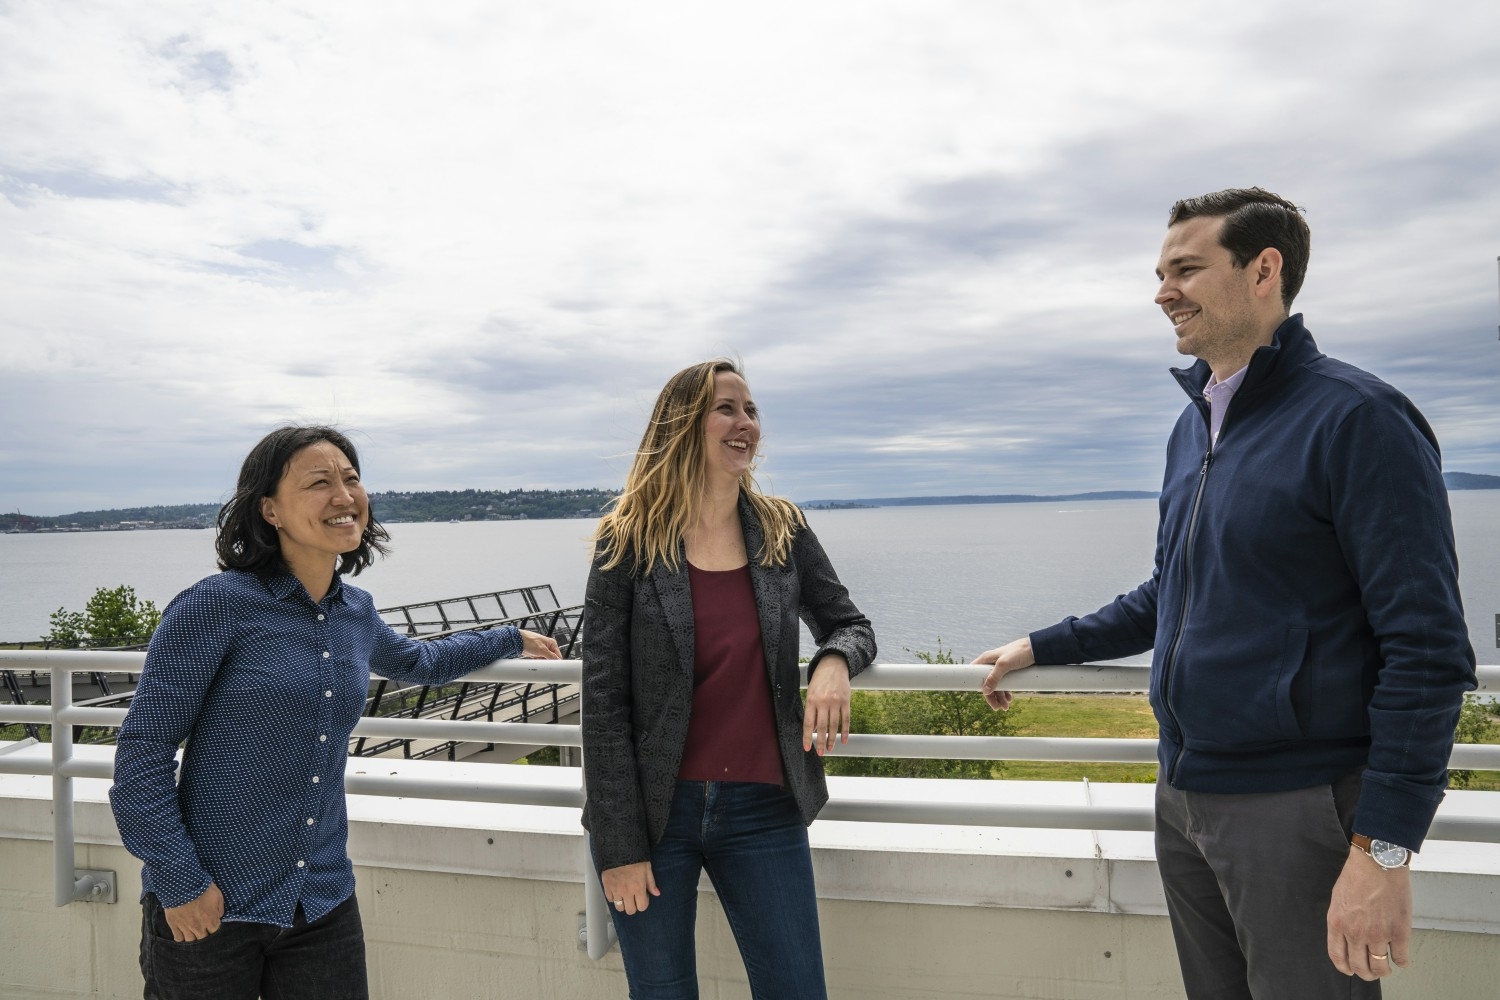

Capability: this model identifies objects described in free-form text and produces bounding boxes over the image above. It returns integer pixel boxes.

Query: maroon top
[675,563,785,785]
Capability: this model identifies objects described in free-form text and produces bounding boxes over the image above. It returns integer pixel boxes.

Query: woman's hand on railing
[805,654,852,754]
[518,630,562,659]
[974,638,1035,711]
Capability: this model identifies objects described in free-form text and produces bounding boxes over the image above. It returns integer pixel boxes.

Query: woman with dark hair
[110,425,560,1000]
[582,360,875,999]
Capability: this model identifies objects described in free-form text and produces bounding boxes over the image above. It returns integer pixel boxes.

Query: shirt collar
[1204,364,1249,397]
[265,571,347,605]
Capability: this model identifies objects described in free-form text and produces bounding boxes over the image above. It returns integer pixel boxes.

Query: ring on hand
[1369,953,1389,961]
[613,900,625,909]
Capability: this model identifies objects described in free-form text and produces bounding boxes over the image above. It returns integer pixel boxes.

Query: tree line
[1,488,623,532]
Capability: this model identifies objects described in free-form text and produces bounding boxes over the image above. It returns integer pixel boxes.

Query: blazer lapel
[650,547,697,685]
[740,495,784,675]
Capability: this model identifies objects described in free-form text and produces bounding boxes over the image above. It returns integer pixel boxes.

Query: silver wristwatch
[1351,833,1411,869]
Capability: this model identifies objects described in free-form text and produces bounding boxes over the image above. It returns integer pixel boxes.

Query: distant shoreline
[801,490,1159,509]
[4,472,1497,533]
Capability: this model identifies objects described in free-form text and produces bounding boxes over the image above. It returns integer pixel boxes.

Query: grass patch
[1000,694,1158,783]
[2,724,44,741]
[1008,694,1159,739]
[840,692,1500,789]
[1000,761,1159,782]
[516,746,562,766]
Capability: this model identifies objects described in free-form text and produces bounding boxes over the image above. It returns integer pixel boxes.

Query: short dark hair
[1167,187,1310,309]
[216,425,391,578]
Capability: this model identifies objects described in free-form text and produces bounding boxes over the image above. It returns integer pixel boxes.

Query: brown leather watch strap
[1351,833,1411,867]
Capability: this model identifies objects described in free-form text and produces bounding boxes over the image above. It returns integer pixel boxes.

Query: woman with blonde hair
[582,359,875,999]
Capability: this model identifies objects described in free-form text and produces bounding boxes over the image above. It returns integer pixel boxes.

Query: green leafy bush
[1449,693,1497,790]
[47,585,162,649]
[823,644,1013,779]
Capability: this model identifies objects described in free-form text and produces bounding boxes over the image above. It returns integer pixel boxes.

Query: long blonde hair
[594,359,804,574]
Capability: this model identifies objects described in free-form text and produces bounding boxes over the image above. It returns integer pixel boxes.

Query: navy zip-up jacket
[1030,315,1476,850]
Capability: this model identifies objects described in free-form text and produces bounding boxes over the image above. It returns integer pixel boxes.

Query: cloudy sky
[2,1,1497,515]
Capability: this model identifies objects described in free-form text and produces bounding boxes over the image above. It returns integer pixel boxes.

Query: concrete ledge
[4,744,1500,998]
[4,745,1499,931]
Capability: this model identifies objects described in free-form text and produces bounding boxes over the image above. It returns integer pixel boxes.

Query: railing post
[579,764,617,959]
[52,663,76,905]
[581,842,617,959]
[49,664,111,907]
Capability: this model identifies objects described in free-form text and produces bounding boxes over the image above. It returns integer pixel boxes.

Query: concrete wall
[4,839,1494,1000]
[4,751,1499,999]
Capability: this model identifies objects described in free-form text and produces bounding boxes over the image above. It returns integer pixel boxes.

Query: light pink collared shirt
[1204,364,1249,449]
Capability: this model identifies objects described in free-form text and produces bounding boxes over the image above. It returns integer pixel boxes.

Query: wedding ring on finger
[613,900,625,910]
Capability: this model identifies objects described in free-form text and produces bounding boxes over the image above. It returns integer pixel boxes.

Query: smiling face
[258,441,369,579]
[1154,215,1275,376]
[700,371,760,489]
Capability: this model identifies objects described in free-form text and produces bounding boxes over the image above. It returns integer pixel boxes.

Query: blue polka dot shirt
[109,569,523,927]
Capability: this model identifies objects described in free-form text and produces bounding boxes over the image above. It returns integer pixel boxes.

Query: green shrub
[47,585,161,648]
[1449,694,1496,790]
[824,644,1012,779]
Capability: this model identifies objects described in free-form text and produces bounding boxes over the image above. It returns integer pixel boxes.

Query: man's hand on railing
[518,630,562,659]
[164,882,225,942]
[973,638,1035,711]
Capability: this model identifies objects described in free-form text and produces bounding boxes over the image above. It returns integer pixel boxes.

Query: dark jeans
[1155,772,1379,1000]
[603,780,827,1000]
[140,892,369,1000]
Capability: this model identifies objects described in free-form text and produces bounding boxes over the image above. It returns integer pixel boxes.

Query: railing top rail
[0,650,151,671]
[2,652,1498,694]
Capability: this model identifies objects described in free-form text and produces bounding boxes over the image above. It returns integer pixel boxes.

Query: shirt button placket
[307,601,323,875]
[307,602,333,882]
[318,600,334,777]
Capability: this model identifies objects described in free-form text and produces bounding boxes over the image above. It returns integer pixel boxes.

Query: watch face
[1369,839,1410,868]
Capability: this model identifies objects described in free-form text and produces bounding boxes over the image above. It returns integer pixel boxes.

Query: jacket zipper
[1160,447,1213,785]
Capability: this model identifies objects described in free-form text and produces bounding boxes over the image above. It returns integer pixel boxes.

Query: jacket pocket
[1175,626,1308,751]
[1273,627,1309,741]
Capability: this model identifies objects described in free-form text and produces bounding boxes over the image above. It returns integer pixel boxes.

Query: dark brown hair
[1168,187,1310,309]
[216,425,390,577]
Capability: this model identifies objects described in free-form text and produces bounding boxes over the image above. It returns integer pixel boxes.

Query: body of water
[2,494,1496,663]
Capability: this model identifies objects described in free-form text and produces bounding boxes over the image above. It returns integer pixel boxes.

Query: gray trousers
[1154,771,1380,1000]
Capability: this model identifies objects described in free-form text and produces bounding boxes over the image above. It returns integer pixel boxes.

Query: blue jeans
[604,780,827,1000]
[139,892,368,1000]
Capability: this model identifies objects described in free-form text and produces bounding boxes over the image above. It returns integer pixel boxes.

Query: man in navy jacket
[975,187,1475,999]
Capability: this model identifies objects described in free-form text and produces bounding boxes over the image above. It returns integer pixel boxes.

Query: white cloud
[2,0,1498,513]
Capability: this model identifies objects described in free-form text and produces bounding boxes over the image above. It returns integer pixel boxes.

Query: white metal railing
[2,651,1498,959]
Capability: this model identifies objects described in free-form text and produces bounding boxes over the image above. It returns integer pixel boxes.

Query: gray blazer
[581,493,876,872]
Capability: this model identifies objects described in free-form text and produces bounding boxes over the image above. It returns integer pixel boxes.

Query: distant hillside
[807,475,1500,508]
[6,476,1494,533]
[800,491,1160,508]
[1,489,620,533]
[1444,472,1500,490]
[373,488,617,522]
[0,503,220,532]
